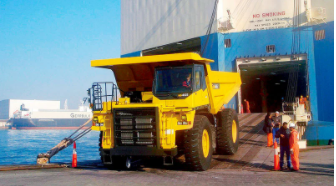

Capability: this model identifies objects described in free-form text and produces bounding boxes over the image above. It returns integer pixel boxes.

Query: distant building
[0,119,9,128]
[0,99,60,119]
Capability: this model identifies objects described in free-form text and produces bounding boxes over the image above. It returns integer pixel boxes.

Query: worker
[272,111,281,144]
[289,122,300,171]
[263,112,273,147]
[183,74,191,87]
[272,123,280,144]
[272,111,281,126]
[272,122,280,145]
[276,122,291,170]
[299,95,305,105]
[243,99,251,113]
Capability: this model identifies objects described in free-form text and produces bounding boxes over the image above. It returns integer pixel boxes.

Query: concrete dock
[0,113,333,186]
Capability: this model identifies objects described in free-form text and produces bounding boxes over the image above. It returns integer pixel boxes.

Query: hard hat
[275,111,279,114]
[289,122,296,128]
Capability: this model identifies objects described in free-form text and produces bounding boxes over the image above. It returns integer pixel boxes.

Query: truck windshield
[155,67,193,95]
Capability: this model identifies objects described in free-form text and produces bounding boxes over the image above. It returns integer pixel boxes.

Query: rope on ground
[37,118,92,165]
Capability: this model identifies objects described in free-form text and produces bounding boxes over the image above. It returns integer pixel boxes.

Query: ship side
[12,107,92,130]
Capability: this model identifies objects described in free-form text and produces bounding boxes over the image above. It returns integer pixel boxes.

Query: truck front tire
[184,115,213,171]
[99,132,126,169]
[216,108,239,155]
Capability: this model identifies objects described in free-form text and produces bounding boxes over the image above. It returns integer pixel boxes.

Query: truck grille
[114,108,157,147]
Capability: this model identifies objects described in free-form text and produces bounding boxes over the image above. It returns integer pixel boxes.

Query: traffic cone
[274,141,280,170]
[72,141,77,168]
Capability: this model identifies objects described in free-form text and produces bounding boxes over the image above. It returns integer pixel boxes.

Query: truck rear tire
[216,108,239,155]
[184,115,213,171]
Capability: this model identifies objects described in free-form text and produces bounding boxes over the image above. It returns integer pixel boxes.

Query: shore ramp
[211,113,272,171]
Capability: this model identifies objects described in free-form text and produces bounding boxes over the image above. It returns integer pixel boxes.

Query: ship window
[315,30,325,40]
[224,39,231,48]
[266,45,275,53]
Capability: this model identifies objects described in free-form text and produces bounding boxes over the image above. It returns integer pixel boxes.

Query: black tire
[102,156,126,170]
[184,115,213,171]
[216,108,239,155]
[110,156,127,170]
[99,131,103,162]
[99,132,126,169]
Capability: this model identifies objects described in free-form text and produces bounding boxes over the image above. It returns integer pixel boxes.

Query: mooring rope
[37,118,92,163]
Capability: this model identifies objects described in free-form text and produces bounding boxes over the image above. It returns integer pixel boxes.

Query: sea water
[0,130,100,166]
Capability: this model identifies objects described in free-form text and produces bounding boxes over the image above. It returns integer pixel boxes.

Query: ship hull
[11,118,91,130]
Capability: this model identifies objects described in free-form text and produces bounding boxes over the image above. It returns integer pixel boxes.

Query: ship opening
[238,58,308,113]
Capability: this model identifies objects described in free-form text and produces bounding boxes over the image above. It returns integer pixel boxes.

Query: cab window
[195,71,201,90]
[194,65,206,91]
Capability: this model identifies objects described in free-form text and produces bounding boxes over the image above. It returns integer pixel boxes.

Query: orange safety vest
[244,101,250,113]
[290,129,300,170]
[299,97,305,104]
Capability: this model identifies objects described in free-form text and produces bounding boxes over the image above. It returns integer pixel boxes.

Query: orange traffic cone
[72,141,77,168]
[274,142,280,170]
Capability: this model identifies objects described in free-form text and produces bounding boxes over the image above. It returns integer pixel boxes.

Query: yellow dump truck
[88,52,241,171]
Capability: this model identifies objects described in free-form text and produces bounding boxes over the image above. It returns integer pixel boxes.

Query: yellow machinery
[88,52,241,171]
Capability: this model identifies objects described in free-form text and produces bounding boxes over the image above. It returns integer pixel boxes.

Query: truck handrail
[89,82,118,111]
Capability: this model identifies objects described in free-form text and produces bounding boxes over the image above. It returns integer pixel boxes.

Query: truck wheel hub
[232,120,237,143]
[202,129,210,158]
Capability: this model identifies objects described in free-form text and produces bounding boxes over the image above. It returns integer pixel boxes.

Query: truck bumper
[102,146,178,156]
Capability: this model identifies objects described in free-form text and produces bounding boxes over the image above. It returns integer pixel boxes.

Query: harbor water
[0,130,100,166]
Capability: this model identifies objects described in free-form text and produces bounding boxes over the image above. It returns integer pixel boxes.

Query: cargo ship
[9,101,92,130]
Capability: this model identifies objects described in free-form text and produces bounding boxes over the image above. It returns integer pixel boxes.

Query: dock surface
[1,113,333,186]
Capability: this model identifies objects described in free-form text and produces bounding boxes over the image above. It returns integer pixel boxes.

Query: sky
[0,0,120,109]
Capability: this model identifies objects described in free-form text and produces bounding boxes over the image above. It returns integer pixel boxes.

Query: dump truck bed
[205,67,241,114]
[91,52,241,113]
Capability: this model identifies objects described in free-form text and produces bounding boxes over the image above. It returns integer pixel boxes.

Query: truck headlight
[178,93,189,97]
[95,122,103,127]
[178,121,188,125]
